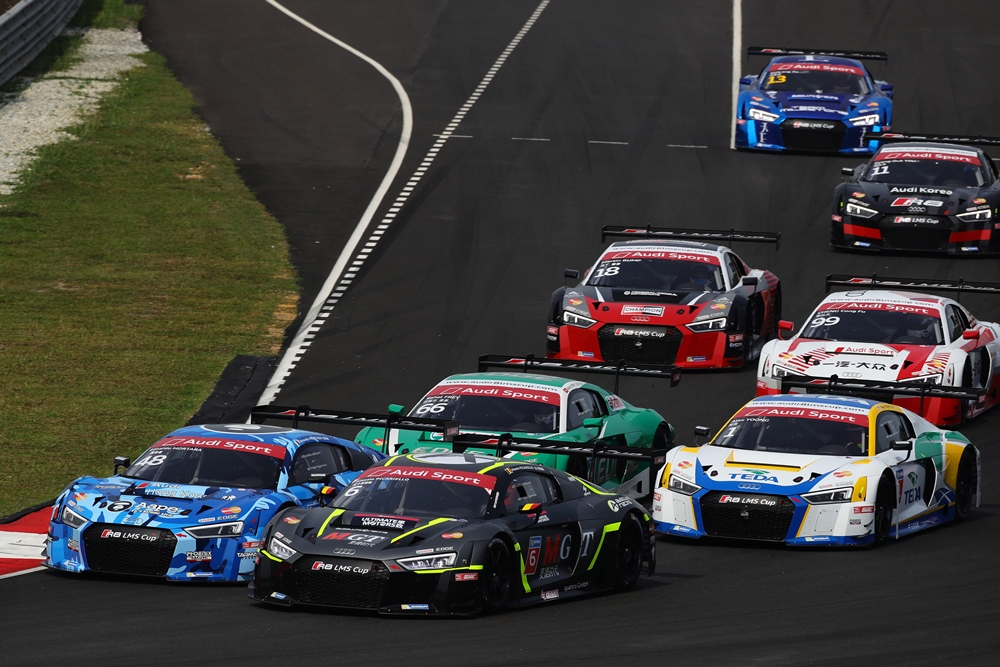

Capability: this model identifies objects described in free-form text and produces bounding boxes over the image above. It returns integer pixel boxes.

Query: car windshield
[800,306,945,345]
[713,415,868,456]
[333,467,496,519]
[864,148,985,187]
[123,443,284,489]
[761,67,869,95]
[587,257,725,292]
[411,390,561,433]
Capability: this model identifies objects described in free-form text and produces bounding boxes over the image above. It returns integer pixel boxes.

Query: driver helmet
[690,264,713,287]
[906,315,937,343]
[830,73,853,94]
[531,403,557,431]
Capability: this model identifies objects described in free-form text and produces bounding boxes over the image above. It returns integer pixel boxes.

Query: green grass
[0,0,298,516]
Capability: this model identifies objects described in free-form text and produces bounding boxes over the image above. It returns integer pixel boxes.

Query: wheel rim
[618,522,642,580]
[483,544,510,606]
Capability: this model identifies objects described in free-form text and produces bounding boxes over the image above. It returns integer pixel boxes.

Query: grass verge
[0,0,298,516]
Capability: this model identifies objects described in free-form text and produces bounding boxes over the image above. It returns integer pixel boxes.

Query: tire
[653,424,672,449]
[480,537,514,614]
[566,456,588,479]
[613,514,644,590]
[873,479,894,544]
[955,450,976,521]
[741,302,756,365]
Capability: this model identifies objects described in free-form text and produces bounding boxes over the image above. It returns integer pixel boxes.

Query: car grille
[82,524,177,576]
[879,224,950,251]
[699,491,796,542]
[780,120,845,152]
[289,558,389,608]
[597,324,682,365]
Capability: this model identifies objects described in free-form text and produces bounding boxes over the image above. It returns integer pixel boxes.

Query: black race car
[250,451,656,616]
[832,133,1000,254]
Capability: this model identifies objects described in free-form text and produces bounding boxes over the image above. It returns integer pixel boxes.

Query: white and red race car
[757,275,1000,426]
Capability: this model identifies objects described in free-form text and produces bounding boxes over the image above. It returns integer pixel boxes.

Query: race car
[250,451,655,615]
[351,356,679,497]
[652,393,980,547]
[546,226,781,370]
[757,274,1000,426]
[735,47,892,153]
[45,422,385,581]
[832,133,1000,253]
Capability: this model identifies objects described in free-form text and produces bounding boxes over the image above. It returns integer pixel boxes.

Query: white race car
[652,393,980,546]
[757,275,1000,426]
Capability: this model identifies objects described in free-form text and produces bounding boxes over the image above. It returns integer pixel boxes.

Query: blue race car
[45,422,385,581]
[735,47,893,154]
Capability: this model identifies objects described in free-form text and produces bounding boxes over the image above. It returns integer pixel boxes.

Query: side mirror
[582,417,604,430]
[891,439,912,452]
[879,82,893,98]
[740,276,759,287]
[694,426,711,438]
[113,456,130,475]
[738,76,754,86]
[963,329,980,340]
[778,320,794,331]
[841,167,854,180]
[564,268,580,280]
[387,404,405,416]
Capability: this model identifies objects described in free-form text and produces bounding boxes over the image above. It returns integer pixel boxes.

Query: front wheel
[873,479,894,544]
[613,514,644,590]
[955,450,976,520]
[480,537,513,614]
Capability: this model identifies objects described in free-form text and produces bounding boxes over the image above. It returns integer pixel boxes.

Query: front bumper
[652,487,875,547]
[735,117,875,154]
[548,323,745,369]
[831,212,997,254]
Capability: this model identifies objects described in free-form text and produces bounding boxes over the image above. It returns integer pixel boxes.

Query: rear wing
[866,132,1000,147]
[452,432,668,505]
[478,354,681,395]
[601,225,781,249]
[748,46,888,62]
[779,374,985,416]
[826,273,1000,301]
[250,405,460,450]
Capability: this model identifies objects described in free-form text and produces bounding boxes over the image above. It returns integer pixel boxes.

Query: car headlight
[848,114,880,127]
[771,364,797,379]
[845,202,879,219]
[396,552,457,571]
[183,521,244,539]
[747,108,780,123]
[686,317,727,333]
[562,310,596,328]
[902,374,942,385]
[61,506,88,529]
[802,487,853,504]
[667,474,700,496]
[267,536,297,561]
[957,209,992,222]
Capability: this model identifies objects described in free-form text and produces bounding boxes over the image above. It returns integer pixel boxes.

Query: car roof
[747,393,881,411]
[162,423,368,452]
[818,289,948,308]
[769,54,866,70]
[873,142,985,157]
[606,239,728,255]
[379,451,547,475]
[436,372,580,391]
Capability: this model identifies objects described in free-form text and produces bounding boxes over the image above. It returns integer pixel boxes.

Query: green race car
[355,356,679,497]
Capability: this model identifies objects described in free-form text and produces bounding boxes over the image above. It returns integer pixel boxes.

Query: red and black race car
[832,133,1000,254]
[546,227,782,370]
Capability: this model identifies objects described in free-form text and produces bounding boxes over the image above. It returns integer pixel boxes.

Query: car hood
[771,339,947,381]
[671,445,863,495]
[62,476,278,526]
[565,286,732,324]
[766,91,861,117]
[849,181,988,214]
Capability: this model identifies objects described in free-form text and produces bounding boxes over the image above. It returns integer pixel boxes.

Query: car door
[501,471,583,593]
[873,411,933,523]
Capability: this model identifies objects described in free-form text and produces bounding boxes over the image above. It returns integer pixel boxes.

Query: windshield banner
[359,466,497,493]
[152,437,286,460]
[732,402,869,426]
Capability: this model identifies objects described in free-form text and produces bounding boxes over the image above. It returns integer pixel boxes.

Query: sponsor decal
[238,553,259,562]
[133,502,187,516]
[455,572,479,581]
[359,466,497,493]
[241,540,259,549]
[727,468,779,483]
[653,492,662,502]
[152,436,286,459]
[854,506,875,514]
[351,514,420,531]
[710,303,727,310]
[831,214,842,222]
[903,486,923,504]
[331,548,356,556]
[622,305,665,317]
[564,581,589,591]
[538,565,560,580]
[220,506,242,515]
[524,536,542,575]
[186,551,213,562]
[819,301,938,317]
[311,561,371,574]
[852,191,865,198]
[890,197,944,208]
[270,592,287,600]
[733,405,868,426]
[100,528,159,542]
[441,532,464,539]
[888,186,952,195]
[425,383,560,406]
[541,589,560,601]
[602,250,719,264]
[606,395,625,411]
[676,461,693,470]
[578,351,595,358]
[283,517,300,524]
[893,216,938,224]
[973,197,987,205]
[401,604,429,611]
[769,62,864,76]
[875,146,980,165]
[613,327,665,338]
[568,297,584,306]
[718,495,777,506]
[67,538,79,552]
[608,496,632,512]
[686,356,707,362]
[833,471,852,478]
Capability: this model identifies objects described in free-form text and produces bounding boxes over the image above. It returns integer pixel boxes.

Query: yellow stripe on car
[588,521,621,570]
[391,517,455,544]
[316,508,346,537]
[852,477,868,502]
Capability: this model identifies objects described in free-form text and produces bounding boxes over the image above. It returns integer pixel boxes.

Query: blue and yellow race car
[735,47,893,154]
[45,422,386,581]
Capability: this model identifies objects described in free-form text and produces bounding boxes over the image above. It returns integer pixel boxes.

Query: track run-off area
[5,1,1000,665]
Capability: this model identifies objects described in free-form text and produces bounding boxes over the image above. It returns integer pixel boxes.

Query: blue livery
[735,52,893,154]
[45,423,386,581]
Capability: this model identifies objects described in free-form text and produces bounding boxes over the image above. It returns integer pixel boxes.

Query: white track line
[730,0,742,149]
[589,140,628,145]
[259,0,551,405]
[0,566,45,580]
[667,144,708,149]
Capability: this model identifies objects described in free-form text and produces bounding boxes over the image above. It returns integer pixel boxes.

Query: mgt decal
[580,531,594,558]
[320,531,387,544]
[608,497,632,512]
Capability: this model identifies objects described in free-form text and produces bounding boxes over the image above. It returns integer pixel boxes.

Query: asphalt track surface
[5,1,1000,665]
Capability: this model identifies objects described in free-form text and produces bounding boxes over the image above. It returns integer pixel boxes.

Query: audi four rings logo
[737,483,761,490]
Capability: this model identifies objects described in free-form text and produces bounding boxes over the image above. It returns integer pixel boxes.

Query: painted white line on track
[667,144,709,149]
[730,0,742,149]
[588,140,629,145]
[512,137,550,141]
[0,566,45,580]
[259,0,551,405]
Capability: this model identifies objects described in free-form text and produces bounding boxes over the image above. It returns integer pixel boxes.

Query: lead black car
[250,452,654,615]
